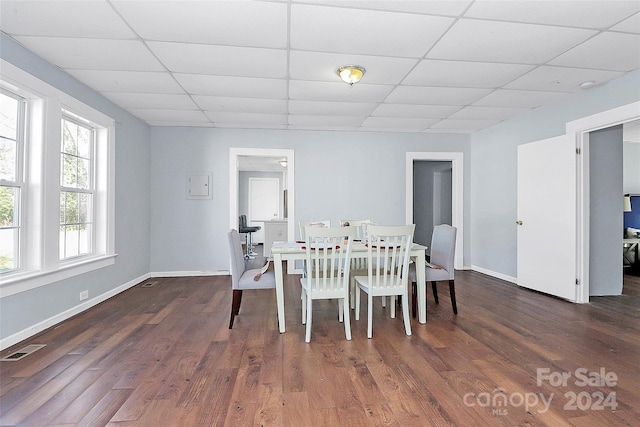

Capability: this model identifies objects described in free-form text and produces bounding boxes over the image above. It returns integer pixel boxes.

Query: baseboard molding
[470,265,518,284]
[150,270,229,278]
[0,273,150,351]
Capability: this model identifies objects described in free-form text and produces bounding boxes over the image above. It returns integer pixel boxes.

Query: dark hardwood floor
[1,267,639,426]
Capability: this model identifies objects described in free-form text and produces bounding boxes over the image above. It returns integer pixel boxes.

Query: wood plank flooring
[1,268,639,426]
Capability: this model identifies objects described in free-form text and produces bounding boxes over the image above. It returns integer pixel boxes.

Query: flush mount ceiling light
[579,80,596,89]
[337,65,366,86]
[279,159,288,168]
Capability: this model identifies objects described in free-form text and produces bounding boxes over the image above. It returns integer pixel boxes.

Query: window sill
[0,254,118,298]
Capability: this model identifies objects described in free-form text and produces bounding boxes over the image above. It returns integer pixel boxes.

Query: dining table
[271,240,428,333]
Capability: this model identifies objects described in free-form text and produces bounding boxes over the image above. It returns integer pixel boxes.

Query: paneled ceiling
[1,0,639,133]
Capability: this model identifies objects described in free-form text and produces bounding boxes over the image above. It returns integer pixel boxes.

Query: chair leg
[367,294,373,339]
[229,289,243,329]
[301,287,307,324]
[431,281,439,304]
[305,294,313,343]
[343,296,352,341]
[449,280,458,314]
[402,292,412,336]
[411,281,417,318]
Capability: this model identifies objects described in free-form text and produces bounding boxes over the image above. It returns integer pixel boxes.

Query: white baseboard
[149,270,229,277]
[470,265,518,284]
[0,273,149,351]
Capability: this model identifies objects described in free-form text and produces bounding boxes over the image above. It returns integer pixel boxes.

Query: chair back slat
[304,226,355,292]
[366,225,415,290]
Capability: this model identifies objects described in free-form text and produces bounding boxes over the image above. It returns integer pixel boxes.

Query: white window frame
[0,60,116,298]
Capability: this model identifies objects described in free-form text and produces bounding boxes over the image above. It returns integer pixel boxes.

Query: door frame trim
[406,152,464,269]
[567,101,640,303]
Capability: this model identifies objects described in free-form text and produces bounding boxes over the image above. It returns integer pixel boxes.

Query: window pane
[77,157,90,189]
[0,92,18,181]
[0,138,16,181]
[62,119,77,154]
[78,224,91,255]
[77,126,91,158]
[0,186,18,227]
[0,228,18,271]
[61,153,77,187]
[78,193,91,223]
[0,92,18,141]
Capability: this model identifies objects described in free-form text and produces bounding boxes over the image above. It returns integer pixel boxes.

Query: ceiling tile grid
[1,0,639,134]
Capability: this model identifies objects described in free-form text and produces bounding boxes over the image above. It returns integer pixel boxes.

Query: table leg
[416,250,427,324]
[273,253,286,333]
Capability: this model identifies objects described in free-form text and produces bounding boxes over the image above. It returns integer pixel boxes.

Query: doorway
[229,148,295,272]
[406,152,464,269]
[568,101,639,302]
[412,161,453,255]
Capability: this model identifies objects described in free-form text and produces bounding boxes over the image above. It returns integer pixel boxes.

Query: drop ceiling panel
[448,105,530,120]
[0,1,135,38]
[148,42,287,77]
[128,109,209,123]
[505,66,624,92]
[205,112,288,125]
[428,19,597,64]
[112,0,288,48]
[403,60,534,88]
[290,50,418,84]
[290,80,394,103]
[473,89,567,108]
[103,93,199,110]
[386,86,492,105]
[465,0,640,29]
[611,12,640,33]
[293,0,472,16]
[193,96,288,114]
[175,74,287,99]
[289,100,377,116]
[360,116,439,130]
[371,104,460,119]
[549,32,640,72]
[291,4,454,57]
[289,115,365,127]
[430,118,502,132]
[66,70,184,93]
[13,36,164,71]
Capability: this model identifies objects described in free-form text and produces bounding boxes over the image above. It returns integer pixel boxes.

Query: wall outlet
[79,290,88,301]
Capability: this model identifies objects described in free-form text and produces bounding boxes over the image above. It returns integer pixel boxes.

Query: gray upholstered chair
[409,224,457,320]
[227,229,275,328]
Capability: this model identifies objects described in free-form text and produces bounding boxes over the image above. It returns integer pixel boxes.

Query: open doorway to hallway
[413,161,452,256]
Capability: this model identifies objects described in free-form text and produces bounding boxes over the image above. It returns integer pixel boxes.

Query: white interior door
[248,177,280,243]
[517,135,577,301]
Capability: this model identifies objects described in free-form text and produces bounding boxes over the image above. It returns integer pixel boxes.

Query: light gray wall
[149,129,470,273]
[0,34,151,341]
[589,126,624,296]
[470,70,640,279]
[623,142,640,194]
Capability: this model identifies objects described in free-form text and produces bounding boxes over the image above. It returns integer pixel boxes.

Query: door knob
[516,220,523,225]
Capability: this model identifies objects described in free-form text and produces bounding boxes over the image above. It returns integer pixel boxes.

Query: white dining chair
[354,224,415,339]
[298,220,331,241]
[300,226,355,342]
